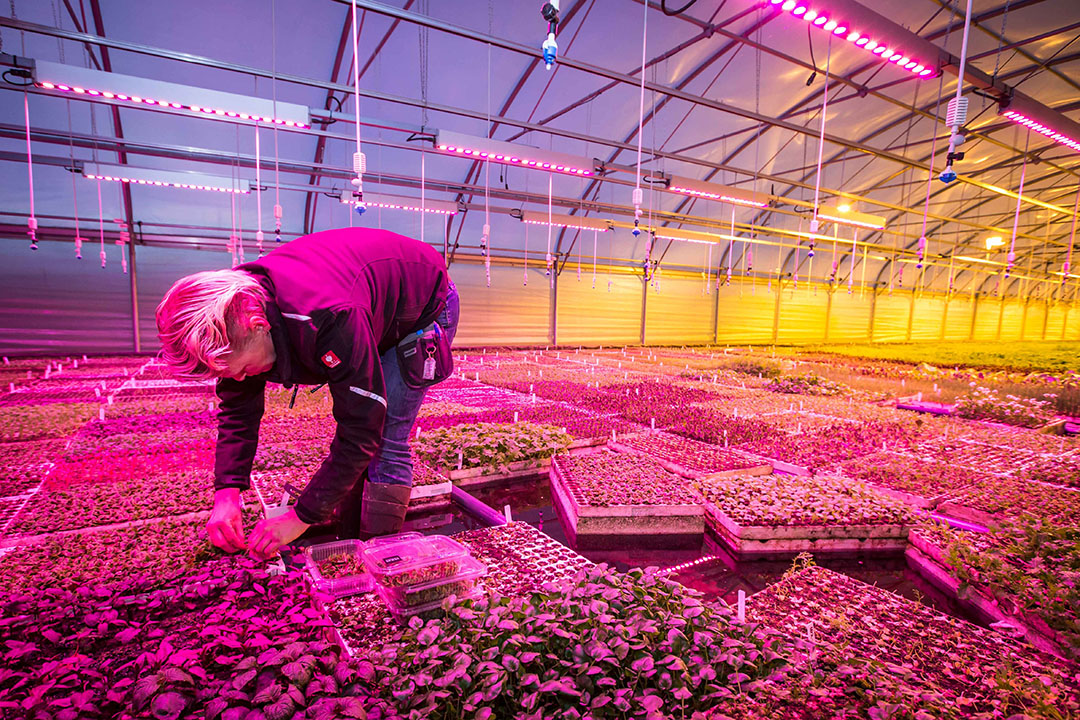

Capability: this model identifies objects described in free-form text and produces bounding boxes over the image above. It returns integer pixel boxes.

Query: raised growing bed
[694,473,913,556]
[608,430,771,480]
[549,450,704,550]
[747,565,1080,715]
[839,451,986,508]
[935,476,1080,527]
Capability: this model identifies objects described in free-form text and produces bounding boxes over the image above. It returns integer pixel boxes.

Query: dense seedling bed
[839,451,988,506]
[937,476,1080,526]
[748,565,1080,715]
[610,430,771,479]
[695,473,914,555]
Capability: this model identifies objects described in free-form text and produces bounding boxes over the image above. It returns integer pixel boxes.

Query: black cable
[2,69,34,87]
[660,0,698,16]
[806,23,817,86]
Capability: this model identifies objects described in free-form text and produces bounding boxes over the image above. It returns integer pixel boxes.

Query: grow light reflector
[33,60,311,128]
[998,94,1080,154]
[665,176,771,208]
[649,226,725,245]
[83,163,251,194]
[339,192,458,215]
[816,204,886,230]
[434,129,595,177]
[519,211,611,232]
[769,0,938,78]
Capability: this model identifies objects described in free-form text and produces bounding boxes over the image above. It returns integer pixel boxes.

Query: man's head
[156,269,276,381]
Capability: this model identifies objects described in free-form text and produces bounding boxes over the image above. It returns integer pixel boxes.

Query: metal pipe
[450,486,507,527]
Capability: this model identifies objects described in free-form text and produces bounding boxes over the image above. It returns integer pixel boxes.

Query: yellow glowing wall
[776,287,829,344]
[714,281,777,344]
[943,297,975,340]
[449,264,551,346]
[557,272,641,345]
[872,293,911,342]
[999,301,1024,341]
[972,300,1002,341]
[645,275,714,345]
[827,290,873,342]
[910,296,945,341]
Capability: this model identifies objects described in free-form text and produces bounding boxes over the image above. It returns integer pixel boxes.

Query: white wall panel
[826,290,872,342]
[449,264,550,346]
[1065,306,1080,341]
[776,288,828,344]
[943,297,974,341]
[714,281,776,345]
[1023,302,1047,340]
[872,293,911,342]
[1046,304,1067,340]
[972,299,1001,341]
[1000,301,1024,341]
[645,275,712,345]
[910,296,945,341]
[557,272,641,346]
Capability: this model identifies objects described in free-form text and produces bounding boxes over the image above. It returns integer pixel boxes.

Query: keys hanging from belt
[288,382,327,410]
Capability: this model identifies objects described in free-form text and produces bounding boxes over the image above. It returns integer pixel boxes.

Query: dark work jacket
[213,228,450,524]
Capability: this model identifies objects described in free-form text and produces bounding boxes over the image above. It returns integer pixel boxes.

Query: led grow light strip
[33,60,311,128]
[769,0,938,78]
[816,204,886,230]
[435,129,594,177]
[666,175,771,208]
[999,109,1080,154]
[339,191,458,215]
[519,210,611,232]
[83,163,251,194]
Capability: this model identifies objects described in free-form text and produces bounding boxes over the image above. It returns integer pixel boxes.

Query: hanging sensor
[273,203,282,242]
[541,1,560,70]
[631,187,643,236]
[916,235,927,268]
[351,151,367,215]
[74,236,83,260]
[940,96,969,184]
[28,217,38,250]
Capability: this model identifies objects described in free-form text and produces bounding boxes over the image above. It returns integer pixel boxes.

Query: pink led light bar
[665,175,772,208]
[816,204,886,230]
[33,60,311,129]
[519,210,611,232]
[1000,107,1080,154]
[770,0,937,78]
[83,163,250,194]
[435,129,595,177]
[339,192,458,215]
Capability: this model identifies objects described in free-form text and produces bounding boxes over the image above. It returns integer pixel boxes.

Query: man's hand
[207,487,247,553]
[247,509,310,561]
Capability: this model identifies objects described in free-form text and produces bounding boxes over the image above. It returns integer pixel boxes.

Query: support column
[905,290,916,342]
[771,281,782,344]
[549,266,558,347]
[639,275,648,347]
[823,287,834,342]
[868,288,877,341]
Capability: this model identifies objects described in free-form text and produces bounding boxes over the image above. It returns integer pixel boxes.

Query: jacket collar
[263,300,294,384]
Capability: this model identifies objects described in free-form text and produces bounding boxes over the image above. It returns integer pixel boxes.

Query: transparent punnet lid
[361,534,471,588]
[376,555,488,609]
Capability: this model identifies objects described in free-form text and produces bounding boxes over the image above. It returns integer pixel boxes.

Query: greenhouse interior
[1,0,1079,717]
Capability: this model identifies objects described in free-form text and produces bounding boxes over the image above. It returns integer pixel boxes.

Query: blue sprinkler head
[354,203,366,217]
[542,33,558,70]
[939,165,957,184]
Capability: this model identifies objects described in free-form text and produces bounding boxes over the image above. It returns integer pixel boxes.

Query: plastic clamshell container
[304,539,373,598]
[376,555,488,610]
[380,585,485,626]
[368,531,423,547]
[362,534,470,588]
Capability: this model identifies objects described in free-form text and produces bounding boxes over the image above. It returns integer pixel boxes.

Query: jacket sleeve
[214,376,267,491]
[294,307,386,525]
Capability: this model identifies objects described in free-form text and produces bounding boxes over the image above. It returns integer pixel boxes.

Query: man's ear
[249,313,270,333]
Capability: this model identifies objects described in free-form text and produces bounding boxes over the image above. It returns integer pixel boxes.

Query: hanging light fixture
[434,129,596,177]
[82,163,252,194]
[664,175,772,208]
[998,94,1080,154]
[32,60,311,128]
[517,210,611,232]
[815,204,886,230]
[768,0,938,78]
[339,191,458,215]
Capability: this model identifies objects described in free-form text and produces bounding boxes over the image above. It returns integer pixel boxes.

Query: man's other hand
[207,487,247,553]
[247,509,310,561]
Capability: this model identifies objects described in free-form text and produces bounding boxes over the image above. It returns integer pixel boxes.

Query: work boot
[359,483,412,539]
[336,472,367,540]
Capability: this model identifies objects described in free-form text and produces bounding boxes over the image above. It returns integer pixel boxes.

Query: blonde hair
[156,269,268,380]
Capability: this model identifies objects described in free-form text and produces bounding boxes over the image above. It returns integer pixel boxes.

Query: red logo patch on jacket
[321,351,341,368]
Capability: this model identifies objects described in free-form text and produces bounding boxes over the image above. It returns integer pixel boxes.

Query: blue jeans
[367,283,459,488]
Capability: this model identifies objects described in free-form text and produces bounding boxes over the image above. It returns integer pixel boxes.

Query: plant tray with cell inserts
[549,451,704,550]
[609,430,771,481]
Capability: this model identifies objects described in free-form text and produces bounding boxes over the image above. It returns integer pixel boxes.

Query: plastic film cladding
[557,272,640,346]
[645,275,713,345]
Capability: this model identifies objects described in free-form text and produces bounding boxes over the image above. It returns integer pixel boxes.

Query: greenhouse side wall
[2,252,1079,354]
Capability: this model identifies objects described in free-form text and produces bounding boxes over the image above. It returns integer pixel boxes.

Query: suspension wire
[810,36,833,225]
[23,93,38,250]
[254,123,264,256]
[727,207,735,286]
[591,228,598,289]
[483,13,492,287]
[66,99,82,259]
[917,71,948,270]
[546,173,554,283]
[350,0,364,183]
[236,125,244,263]
[1005,132,1030,278]
[96,177,105,268]
[848,229,857,294]
[1063,189,1079,300]
[631,0,648,231]
[272,0,282,241]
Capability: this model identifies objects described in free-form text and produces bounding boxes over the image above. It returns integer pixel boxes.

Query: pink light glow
[1001,110,1080,152]
[85,173,249,193]
[771,2,938,77]
[523,219,610,232]
[360,201,457,215]
[669,186,769,208]
[34,81,310,128]
[435,144,592,176]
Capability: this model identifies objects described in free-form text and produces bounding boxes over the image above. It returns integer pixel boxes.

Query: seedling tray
[549,457,704,550]
[702,500,909,556]
[608,431,771,481]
